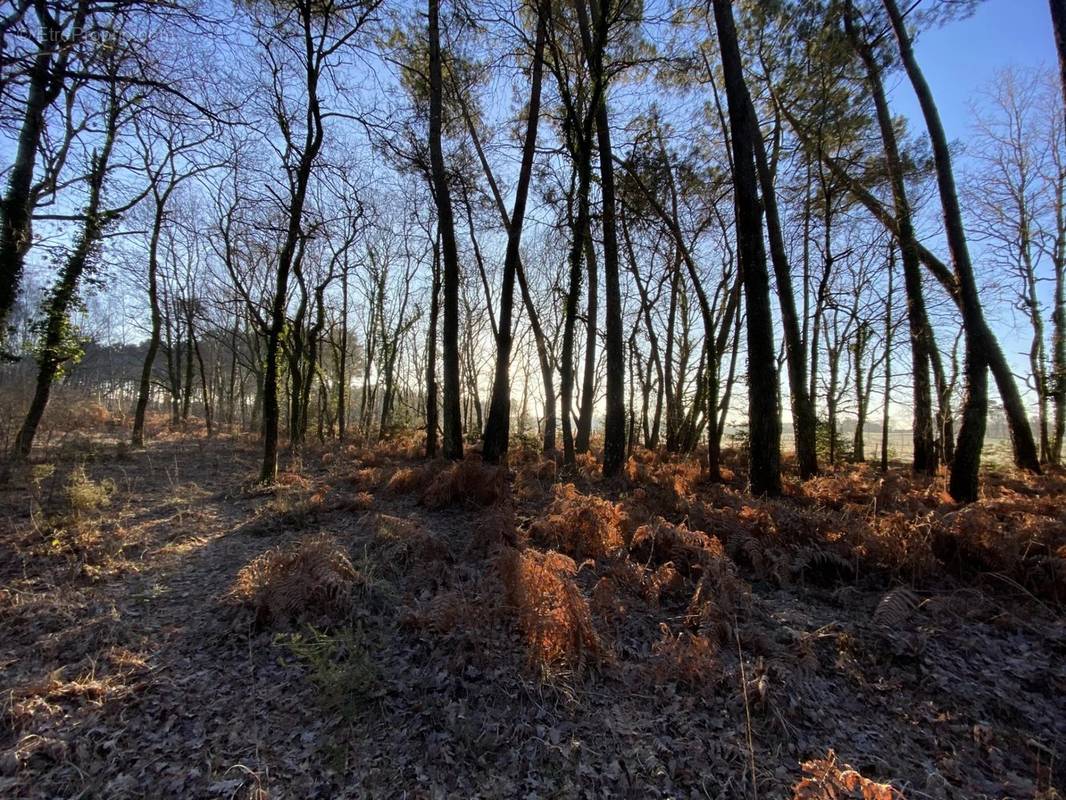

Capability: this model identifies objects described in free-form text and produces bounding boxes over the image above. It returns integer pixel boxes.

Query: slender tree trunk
[574,0,625,476]
[14,86,118,458]
[0,0,86,336]
[1052,168,1066,463]
[561,162,591,464]
[426,233,441,457]
[482,3,546,463]
[664,253,680,451]
[713,0,781,495]
[1051,0,1066,110]
[575,235,598,453]
[884,0,1015,499]
[747,91,818,478]
[1051,3,1066,461]
[338,264,349,440]
[853,323,869,462]
[428,0,463,460]
[132,195,166,448]
[194,335,212,438]
[459,91,557,454]
[882,248,894,472]
[845,2,939,474]
[181,303,195,423]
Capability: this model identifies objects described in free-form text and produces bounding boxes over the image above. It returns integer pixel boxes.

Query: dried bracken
[420,458,507,509]
[497,546,603,672]
[650,624,718,689]
[385,464,437,495]
[872,587,922,628]
[528,483,624,559]
[644,561,684,607]
[626,456,702,514]
[513,458,557,500]
[229,534,358,627]
[629,517,726,578]
[368,513,449,580]
[792,750,900,799]
[466,502,523,557]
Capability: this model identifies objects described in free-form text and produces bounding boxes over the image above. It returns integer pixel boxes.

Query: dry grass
[63,465,114,517]
[497,546,603,672]
[528,483,624,560]
[228,533,358,627]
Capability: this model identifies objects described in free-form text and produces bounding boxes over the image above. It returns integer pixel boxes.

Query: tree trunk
[14,85,118,459]
[426,233,441,457]
[428,0,463,460]
[0,0,86,336]
[575,235,598,453]
[747,89,818,478]
[882,247,894,472]
[884,0,1013,499]
[482,2,546,463]
[574,0,624,476]
[131,194,166,448]
[338,263,349,440]
[713,0,781,495]
[845,2,939,474]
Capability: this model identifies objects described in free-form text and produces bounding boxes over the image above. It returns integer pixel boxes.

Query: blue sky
[891,0,1055,142]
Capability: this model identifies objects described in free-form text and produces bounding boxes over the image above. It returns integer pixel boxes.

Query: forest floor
[0,429,1064,799]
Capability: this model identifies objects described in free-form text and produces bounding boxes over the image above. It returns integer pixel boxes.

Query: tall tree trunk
[0,0,86,337]
[260,4,325,482]
[181,303,195,423]
[884,0,1020,500]
[338,262,349,440]
[882,247,894,472]
[561,158,592,464]
[426,233,441,457]
[574,0,624,476]
[852,323,869,462]
[1051,0,1066,109]
[14,85,118,459]
[575,235,598,453]
[713,0,781,495]
[131,194,166,448]
[428,0,463,460]
[747,90,818,478]
[458,91,557,454]
[194,335,212,438]
[1052,161,1066,463]
[845,2,939,474]
[482,2,546,463]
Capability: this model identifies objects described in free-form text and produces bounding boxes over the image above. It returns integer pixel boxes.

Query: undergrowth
[229,534,360,627]
[275,624,379,721]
